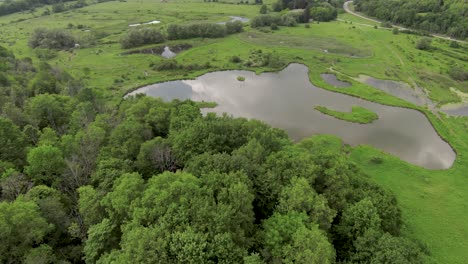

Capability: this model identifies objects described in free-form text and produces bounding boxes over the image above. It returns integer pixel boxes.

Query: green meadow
[1,0,467,262]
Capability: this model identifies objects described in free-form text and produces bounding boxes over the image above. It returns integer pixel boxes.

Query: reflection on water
[161,46,176,59]
[217,16,250,25]
[357,75,434,107]
[127,64,456,169]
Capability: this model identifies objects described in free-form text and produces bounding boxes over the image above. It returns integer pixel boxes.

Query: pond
[127,64,455,169]
[217,16,250,25]
[321,73,351,88]
[356,75,434,108]
[161,46,176,59]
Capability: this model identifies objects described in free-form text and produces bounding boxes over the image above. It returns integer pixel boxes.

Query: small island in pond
[315,105,379,124]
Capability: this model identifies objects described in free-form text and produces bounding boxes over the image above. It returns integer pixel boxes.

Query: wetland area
[128,63,456,169]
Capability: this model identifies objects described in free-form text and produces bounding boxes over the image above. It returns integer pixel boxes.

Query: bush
[392,28,399,34]
[270,23,278,30]
[310,3,337,22]
[28,28,75,50]
[121,27,165,49]
[155,60,181,71]
[230,55,241,63]
[449,41,460,48]
[280,13,298,27]
[251,14,281,28]
[448,66,468,81]
[251,13,301,28]
[225,21,243,34]
[415,37,432,50]
[370,156,384,164]
[167,23,227,40]
[305,24,310,28]
[259,4,267,14]
[380,21,392,28]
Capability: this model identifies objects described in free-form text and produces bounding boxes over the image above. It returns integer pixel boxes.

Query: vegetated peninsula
[315,105,379,124]
[0,0,467,263]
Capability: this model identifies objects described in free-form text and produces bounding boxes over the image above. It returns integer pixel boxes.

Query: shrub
[230,55,241,63]
[415,37,432,50]
[380,21,392,28]
[251,13,301,28]
[225,21,243,34]
[310,3,337,22]
[370,156,383,164]
[28,28,75,50]
[449,41,460,48]
[305,24,310,28]
[251,14,281,28]
[270,23,278,30]
[259,4,267,14]
[448,66,468,81]
[121,27,165,49]
[167,23,227,40]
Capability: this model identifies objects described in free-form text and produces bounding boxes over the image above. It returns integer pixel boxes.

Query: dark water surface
[321,73,351,88]
[127,64,455,169]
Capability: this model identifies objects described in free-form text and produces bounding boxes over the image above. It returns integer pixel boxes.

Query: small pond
[127,64,455,169]
[357,75,434,107]
[217,16,250,25]
[321,73,351,88]
[161,46,176,59]
[441,103,468,116]
[129,20,161,27]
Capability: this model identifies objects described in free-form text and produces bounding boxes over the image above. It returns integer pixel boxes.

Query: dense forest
[353,0,467,39]
[0,41,428,263]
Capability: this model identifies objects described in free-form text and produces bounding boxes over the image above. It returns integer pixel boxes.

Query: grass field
[1,0,468,262]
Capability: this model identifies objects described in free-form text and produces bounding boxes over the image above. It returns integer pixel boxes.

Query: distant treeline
[0,0,75,16]
[167,21,243,40]
[354,0,467,39]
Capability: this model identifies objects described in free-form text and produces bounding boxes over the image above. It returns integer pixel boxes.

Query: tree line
[354,0,467,39]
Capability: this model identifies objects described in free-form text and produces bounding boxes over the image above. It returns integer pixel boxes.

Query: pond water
[127,64,455,169]
[129,20,161,27]
[441,103,468,116]
[357,75,434,107]
[161,46,176,59]
[217,16,250,25]
[321,73,351,88]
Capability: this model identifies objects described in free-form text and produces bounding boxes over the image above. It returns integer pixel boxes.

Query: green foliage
[448,66,468,81]
[167,23,227,40]
[0,117,28,167]
[121,27,165,49]
[26,145,65,186]
[314,105,379,124]
[415,37,432,50]
[259,4,267,14]
[354,0,468,38]
[25,94,73,132]
[262,212,335,263]
[251,13,303,28]
[0,199,52,263]
[310,3,338,22]
[225,20,244,34]
[28,28,76,50]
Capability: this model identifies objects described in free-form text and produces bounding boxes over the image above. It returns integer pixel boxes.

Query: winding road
[343,1,467,44]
